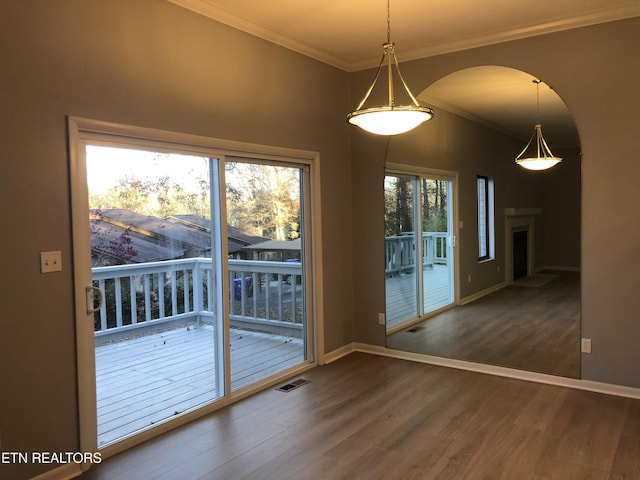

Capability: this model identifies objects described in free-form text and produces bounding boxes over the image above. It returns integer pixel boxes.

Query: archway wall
[385,104,554,295]
[349,17,640,388]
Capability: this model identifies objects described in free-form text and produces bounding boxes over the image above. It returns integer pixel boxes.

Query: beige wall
[387,108,558,295]
[0,1,351,478]
[1,1,639,478]
[351,17,640,389]
[385,110,582,288]
[543,147,582,269]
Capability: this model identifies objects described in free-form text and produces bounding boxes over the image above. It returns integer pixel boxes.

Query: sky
[85,145,211,195]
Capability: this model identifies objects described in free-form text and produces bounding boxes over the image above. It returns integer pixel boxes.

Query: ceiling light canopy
[515,80,562,170]
[347,1,434,135]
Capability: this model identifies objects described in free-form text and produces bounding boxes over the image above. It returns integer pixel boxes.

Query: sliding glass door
[70,120,316,453]
[384,173,455,330]
[85,146,225,447]
[224,160,308,390]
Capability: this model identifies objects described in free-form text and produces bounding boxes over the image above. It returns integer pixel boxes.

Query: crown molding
[167,0,351,69]
[168,0,640,72]
[394,4,640,69]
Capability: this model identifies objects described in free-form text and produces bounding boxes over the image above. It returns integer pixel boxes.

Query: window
[477,175,495,261]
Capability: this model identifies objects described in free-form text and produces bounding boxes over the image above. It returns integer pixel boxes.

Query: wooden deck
[385,264,452,328]
[96,326,304,447]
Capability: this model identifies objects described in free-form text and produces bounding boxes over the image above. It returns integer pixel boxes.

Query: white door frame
[385,163,460,325]
[68,117,324,464]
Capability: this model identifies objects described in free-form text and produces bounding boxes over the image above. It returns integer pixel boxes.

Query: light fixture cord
[387,0,391,43]
[534,79,541,157]
[534,79,541,124]
[350,0,424,112]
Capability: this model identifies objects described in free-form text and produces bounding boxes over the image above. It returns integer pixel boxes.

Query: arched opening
[385,65,581,378]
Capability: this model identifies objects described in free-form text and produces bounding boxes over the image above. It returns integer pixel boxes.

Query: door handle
[86,286,104,315]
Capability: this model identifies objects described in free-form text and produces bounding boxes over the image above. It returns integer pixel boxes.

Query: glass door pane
[385,174,456,331]
[384,175,418,328]
[224,161,307,390]
[86,145,224,447]
[421,178,454,314]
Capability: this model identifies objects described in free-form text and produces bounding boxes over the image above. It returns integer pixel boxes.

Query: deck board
[385,264,452,327]
[95,326,303,446]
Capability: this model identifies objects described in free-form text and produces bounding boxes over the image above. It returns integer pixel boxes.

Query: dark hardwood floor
[79,352,639,480]
[387,270,581,378]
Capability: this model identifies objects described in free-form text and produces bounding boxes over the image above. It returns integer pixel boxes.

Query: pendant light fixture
[346,0,434,135]
[515,79,562,170]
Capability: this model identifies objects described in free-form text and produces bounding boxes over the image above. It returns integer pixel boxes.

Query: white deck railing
[385,232,448,278]
[92,258,303,342]
[92,233,446,341]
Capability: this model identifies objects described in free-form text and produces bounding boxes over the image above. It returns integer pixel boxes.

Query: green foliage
[225,162,301,241]
[90,174,211,219]
[384,176,449,236]
[89,159,301,243]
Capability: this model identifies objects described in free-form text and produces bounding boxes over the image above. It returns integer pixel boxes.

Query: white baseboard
[324,343,640,400]
[30,462,83,480]
[323,342,356,364]
[542,265,581,272]
[459,282,505,305]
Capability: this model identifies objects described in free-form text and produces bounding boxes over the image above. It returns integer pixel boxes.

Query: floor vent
[406,326,425,333]
[276,378,310,392]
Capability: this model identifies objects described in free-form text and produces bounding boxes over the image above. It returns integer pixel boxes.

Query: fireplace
[504,208,540,283]
[512,229,528,280]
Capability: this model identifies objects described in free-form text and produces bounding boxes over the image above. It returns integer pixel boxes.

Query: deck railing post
[192,260,202,328]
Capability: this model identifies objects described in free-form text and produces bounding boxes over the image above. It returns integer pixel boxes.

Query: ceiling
[168,0,640,146]
[420,66,581,147]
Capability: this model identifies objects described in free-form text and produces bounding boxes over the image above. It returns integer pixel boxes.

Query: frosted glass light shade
[515,157,562,170]
[515,124,562,171]
[347,105,434,135]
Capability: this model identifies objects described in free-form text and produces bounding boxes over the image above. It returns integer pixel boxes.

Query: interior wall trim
[459,282,506,306]
[325,343,640,400]
[29,462,81,480]
[323,342,356,364]
[543,265,581,272]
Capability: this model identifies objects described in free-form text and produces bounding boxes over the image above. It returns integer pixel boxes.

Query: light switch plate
[40,251,62,273]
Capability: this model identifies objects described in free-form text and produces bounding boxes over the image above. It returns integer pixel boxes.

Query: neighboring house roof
[242,238,301,252]
[90,219,183,266]
[169,214,268,253]
[97,209,211,253]
[90,209,269,264]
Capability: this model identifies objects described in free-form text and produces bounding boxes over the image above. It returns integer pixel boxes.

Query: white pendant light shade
[347,105,433,135]
[515,80,562,171]
[515,124,563,170]
[516,157,562,170]
[346,2,434,136]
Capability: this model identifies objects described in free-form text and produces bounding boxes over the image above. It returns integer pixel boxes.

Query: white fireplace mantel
[504,207,542,216]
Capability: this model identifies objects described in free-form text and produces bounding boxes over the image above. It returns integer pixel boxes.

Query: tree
[90,174,211,219]
[89,156,302,242]
[385,177,448,236]
[422,179,448,232]
[384,176,414,236]
[225,162,301,241]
